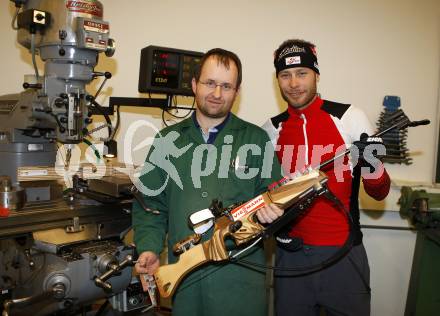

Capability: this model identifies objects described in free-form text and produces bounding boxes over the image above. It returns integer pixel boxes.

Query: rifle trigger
[229,220,243,233]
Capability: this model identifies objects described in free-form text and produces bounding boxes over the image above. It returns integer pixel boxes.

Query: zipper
[300,113,309,166]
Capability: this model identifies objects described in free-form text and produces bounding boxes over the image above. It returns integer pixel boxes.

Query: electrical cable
[161,108,169,127]
[161,95,195,126]
[30,33,40,80]
[11,7,20,30]
[109,105,120,140]
[165,95,195,119]
[82,138,101,161]
[89,99,113,141]
[230,237,263,260]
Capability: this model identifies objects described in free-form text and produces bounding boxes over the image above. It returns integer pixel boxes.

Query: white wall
[1,1,439,315]
[361,211,417,316]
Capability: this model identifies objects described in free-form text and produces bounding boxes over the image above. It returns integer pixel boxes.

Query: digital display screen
[151,51,179,89]
[139,46,204,96]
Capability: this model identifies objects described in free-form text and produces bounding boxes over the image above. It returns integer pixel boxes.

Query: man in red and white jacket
[262,39,390,316]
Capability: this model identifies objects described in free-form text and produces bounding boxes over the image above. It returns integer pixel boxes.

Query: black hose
[89,99,113,141]
[232,188,355,276]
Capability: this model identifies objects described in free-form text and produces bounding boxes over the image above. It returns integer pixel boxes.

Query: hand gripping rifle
[145,110,429,299]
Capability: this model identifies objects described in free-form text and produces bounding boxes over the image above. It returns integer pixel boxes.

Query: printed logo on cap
[286,56,301,66]
[278,45,306,60]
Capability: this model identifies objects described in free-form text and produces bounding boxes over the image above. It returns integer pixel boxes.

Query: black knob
[55,98,65,108]
[85,95,94,101]
[35,13,45,21]
[60,117,68,123]
[85,118,93,124]
[229,221,242,233]
[59,48,65,56]
[104,72,112,79]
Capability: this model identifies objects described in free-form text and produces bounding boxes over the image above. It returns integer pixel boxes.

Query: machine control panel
[138,45,203,96]
[76,17,110,52]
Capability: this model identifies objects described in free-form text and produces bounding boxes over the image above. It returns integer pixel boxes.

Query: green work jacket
[133,113,282,316]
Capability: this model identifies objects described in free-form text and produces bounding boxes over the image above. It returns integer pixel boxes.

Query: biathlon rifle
[142,110,429,298]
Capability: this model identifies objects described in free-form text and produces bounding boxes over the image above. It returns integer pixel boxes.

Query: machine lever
[22,82,42,89]
[2,283,66,316]
[94,255,134,292]
[93,72,112,99]
[129,185,160,214]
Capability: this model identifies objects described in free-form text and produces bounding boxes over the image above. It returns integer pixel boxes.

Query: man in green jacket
[133,48,283,316]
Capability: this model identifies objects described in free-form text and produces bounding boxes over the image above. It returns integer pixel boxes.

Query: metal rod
[318,115,410,170]
[109,96,195,110]
[361,224,416,231]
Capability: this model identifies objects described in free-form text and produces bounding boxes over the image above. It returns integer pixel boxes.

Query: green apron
[133,114,282,316]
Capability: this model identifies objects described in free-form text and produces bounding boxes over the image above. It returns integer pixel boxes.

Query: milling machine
[0,1,148,315]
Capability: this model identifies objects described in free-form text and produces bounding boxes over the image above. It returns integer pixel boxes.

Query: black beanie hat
[274,42,319,75]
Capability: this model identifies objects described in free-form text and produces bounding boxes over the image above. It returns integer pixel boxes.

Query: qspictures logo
[54,119,386,197]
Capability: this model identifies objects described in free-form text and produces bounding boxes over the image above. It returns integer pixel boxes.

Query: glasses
[198,80,236,92]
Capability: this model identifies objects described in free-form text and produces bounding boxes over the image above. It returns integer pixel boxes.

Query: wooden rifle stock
[154,243,212,298]
[154,216,240,298]
[152,170,327,298]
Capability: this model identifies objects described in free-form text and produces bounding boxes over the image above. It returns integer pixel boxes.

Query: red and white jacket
[262,96,390,246]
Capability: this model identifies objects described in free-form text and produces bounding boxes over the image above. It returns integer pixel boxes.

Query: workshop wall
[0,1,439,315]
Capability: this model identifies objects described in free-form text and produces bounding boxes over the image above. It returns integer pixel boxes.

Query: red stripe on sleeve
[362,165,391,201]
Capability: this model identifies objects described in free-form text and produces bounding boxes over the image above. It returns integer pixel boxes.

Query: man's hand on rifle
[135,251,160,275]
[256,203,284,224]
[352,132,386,172]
